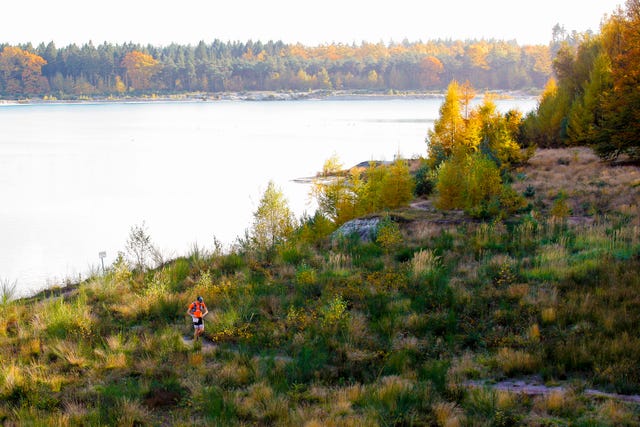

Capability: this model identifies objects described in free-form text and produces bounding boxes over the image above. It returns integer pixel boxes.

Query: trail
[465,378,640,405]
[181,335,218,352]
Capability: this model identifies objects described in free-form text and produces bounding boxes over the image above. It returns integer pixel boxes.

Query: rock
[332,217,381,243]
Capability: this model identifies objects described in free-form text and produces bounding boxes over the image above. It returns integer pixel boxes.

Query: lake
[0,96,537,295]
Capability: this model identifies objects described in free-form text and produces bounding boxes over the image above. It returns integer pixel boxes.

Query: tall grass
[0,278,17,306]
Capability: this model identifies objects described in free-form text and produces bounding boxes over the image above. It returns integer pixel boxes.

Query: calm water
[0,97,536,295]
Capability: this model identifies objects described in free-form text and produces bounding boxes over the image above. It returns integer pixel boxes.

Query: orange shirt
[189,301,207,318]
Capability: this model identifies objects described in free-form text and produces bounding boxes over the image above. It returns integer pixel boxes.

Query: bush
[436,152,524,219]
[376,216,403,252]
[414,163,436,196]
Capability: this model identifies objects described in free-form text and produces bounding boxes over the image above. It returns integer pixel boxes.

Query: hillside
[1,148,639,426]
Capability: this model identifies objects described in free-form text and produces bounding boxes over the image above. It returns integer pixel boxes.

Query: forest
[522,0,640,161]
[0,37,555,98]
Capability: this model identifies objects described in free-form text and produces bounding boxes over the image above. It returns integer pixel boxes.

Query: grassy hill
[1,148,639,426]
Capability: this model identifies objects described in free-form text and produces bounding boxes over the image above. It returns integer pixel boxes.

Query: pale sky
[2,0,623,47]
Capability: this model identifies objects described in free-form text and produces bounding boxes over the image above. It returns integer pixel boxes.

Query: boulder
[331,217,381,243]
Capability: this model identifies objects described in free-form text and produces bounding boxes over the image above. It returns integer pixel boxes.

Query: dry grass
[513,147,640,215]
[495,348,540,376]
[433,401,466,427]
[411,249,440,276]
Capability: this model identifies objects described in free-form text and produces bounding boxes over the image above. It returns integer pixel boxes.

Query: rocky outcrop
[331,217,381,242]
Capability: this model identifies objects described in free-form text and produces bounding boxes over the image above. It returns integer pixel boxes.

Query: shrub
[295,265,317,286]
[550,191,571,219]
[376,216,403,252]
[435,153,467,210]
[414,163,436,196]
[320,295,348,330]
[436,152,511,218]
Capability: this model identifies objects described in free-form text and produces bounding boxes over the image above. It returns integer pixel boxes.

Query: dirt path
[465,379,640,404]
[181,335,218,352]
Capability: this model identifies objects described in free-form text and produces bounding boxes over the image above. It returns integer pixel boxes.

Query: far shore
[0,88,540,105]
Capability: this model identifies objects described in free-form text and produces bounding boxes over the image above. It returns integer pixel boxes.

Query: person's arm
[202,304,209,317]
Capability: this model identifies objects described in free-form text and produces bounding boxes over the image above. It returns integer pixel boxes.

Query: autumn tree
[427,80,466,166]
[521,77,571,147]
[251,181,295,251]
[312,157,415,226]
[435,151,522,218]
[566,52,612,145]
[472,95,524,167]
[594,0,640,160]
[520,0,639,160]
[0,46,48,96]
[121,51,159,91]
[460,80,476,120]
[418,56,444,89]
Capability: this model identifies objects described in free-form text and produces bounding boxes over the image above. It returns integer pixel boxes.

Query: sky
[1,0,623,47]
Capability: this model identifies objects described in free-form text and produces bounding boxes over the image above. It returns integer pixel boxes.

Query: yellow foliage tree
[0,46,48,95]
[313,157,415,226]
[251,181,295,251]
[435,151,506,218]
[121,51,159,91]
[471,94,524,167]
[418,56,444,89]
[427,80,467,167]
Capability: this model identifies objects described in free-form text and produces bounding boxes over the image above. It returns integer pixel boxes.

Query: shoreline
[0,89,540,105]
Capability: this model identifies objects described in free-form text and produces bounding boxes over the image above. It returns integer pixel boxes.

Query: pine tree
[427,80,466,167]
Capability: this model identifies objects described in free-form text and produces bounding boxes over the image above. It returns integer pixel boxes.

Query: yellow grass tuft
[596,400,637,425]
[433,401,465,427]
[217,359,252,386]
[541,307,557,324]
[116,397,151,426]
[235,381,288,422]
[411,249,440,276]
[50,340,88,369]
[496,390,516,410]
[376,376,414,410]
[1,363,24,394]
[189,352,204,367]
[19,338,41,359]
[495,348,540,375]
[529,323,541,342]
[105,352,127,369]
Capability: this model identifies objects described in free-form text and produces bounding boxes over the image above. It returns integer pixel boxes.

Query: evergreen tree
[427,80,466,167]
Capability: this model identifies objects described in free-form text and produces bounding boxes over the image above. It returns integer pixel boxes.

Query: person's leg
[194,319,204,340]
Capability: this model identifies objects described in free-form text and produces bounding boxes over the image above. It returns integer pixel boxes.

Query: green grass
[1,150,639,424]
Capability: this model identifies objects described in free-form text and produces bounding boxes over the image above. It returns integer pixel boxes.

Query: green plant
[414,163,436,196]
[376,216,403,252]
[0,279,17,307]
[524,185,536,198]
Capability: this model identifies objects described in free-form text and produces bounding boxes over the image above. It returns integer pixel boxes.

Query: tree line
[522,0,640,161]
[0,38,552,98]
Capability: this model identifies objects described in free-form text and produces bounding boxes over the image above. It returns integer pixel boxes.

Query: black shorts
[193,317,203,326]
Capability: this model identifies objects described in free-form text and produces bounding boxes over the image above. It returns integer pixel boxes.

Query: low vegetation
[1,146,638,425]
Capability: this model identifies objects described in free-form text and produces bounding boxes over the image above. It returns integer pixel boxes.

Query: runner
[187,296,208,341]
